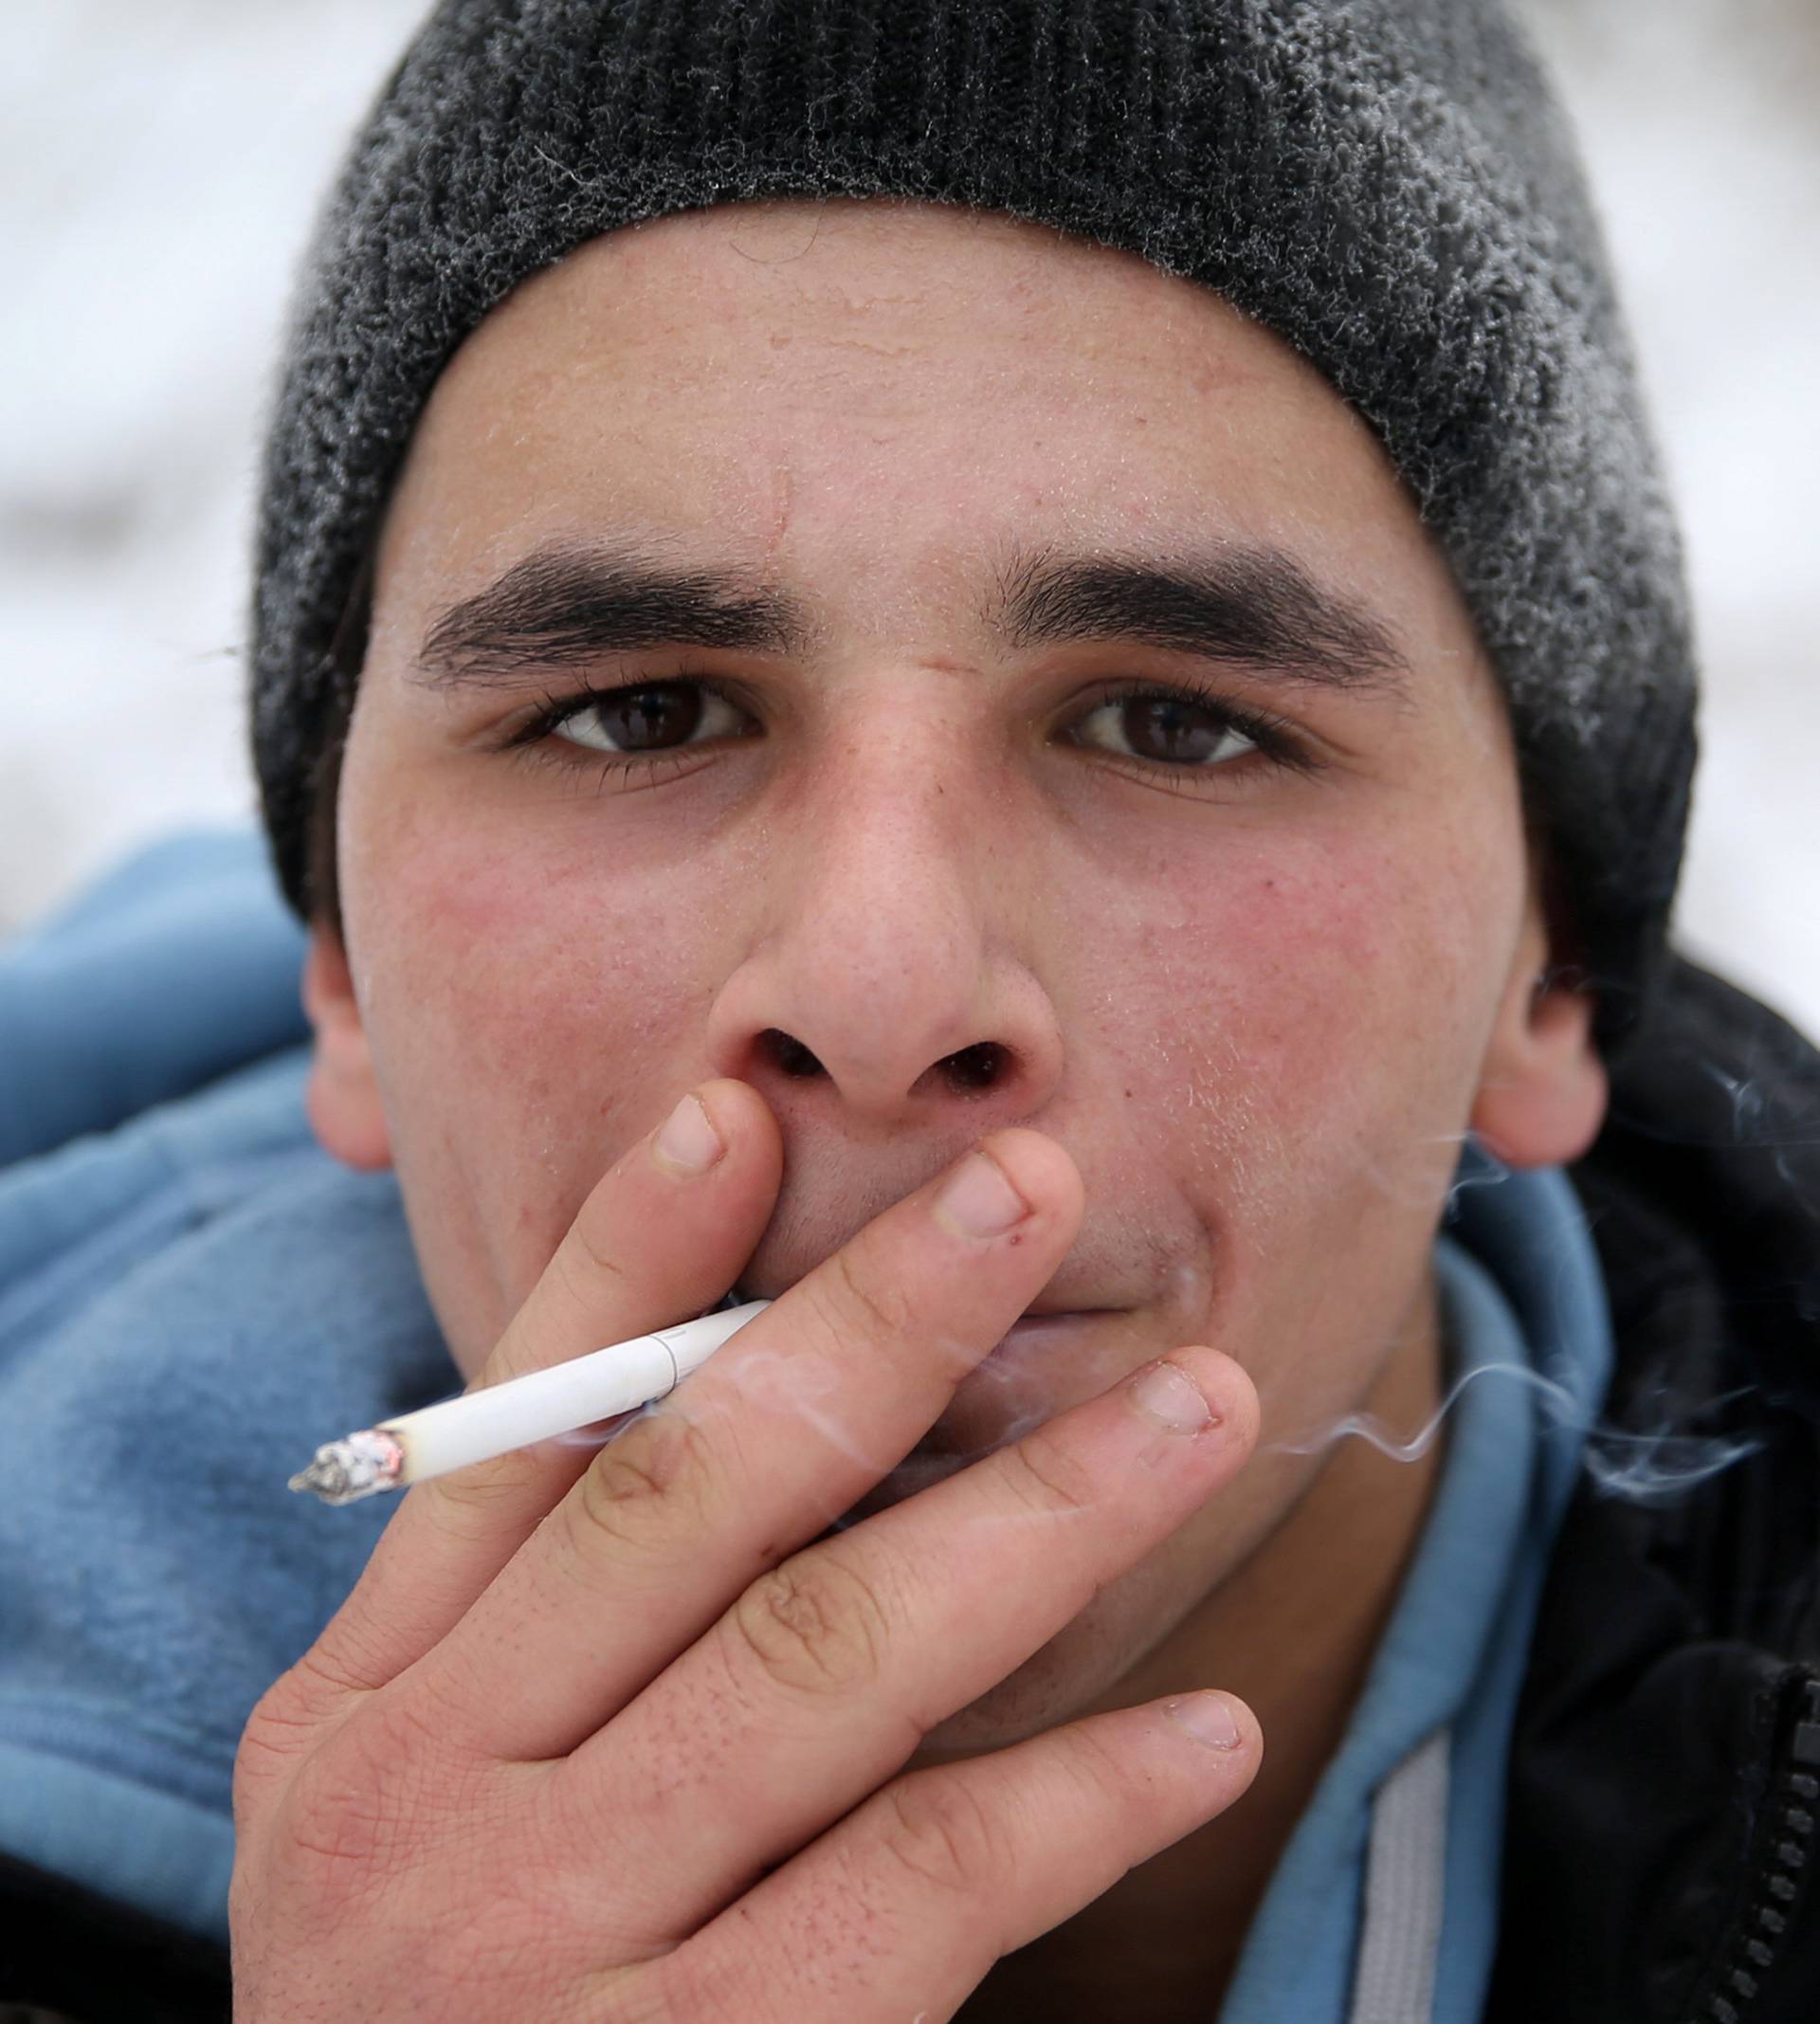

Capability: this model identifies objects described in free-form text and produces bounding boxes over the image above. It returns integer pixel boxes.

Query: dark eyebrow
[412,544,810,687]
[989,542,1411,698]
[412,536,1411,702]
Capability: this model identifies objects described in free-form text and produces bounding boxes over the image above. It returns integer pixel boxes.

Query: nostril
[944,1042,1006,1093]
[755,1030,1007,1093]
[760,1029,824,1079]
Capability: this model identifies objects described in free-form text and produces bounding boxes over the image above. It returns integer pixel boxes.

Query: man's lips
[994,1306,1105,1331]
[722,1272,1113,1323]
[711,1283,1116,1377]
[975,1307,1111,1377]
[935,1306,1115,1428]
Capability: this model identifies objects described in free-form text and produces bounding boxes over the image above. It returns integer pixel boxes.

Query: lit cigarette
[288,1299,774,1506]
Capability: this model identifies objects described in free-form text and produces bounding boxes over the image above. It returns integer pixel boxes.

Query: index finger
[296,1078,783,1699]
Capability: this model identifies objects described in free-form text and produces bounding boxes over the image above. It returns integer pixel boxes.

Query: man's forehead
[374,196,1482,709]
[425,192,1333,439]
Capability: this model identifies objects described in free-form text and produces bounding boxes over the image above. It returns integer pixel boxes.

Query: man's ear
[302,925,393,1172]
[1468,886,1610,1170]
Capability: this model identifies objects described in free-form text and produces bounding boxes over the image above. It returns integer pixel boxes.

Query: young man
[2,2,1815,2019]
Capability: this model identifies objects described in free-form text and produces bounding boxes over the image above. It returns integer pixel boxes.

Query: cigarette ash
[289,1427,406,1505]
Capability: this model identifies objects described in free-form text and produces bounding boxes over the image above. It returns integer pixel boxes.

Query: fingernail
[933,1148,1031,1240]
[652,1092,725,1177]
[1128,1358,1214,1432]
[1165,1693,1243,1751]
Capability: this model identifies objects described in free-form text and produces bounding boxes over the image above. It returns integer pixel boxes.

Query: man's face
[314,199,1602,1749]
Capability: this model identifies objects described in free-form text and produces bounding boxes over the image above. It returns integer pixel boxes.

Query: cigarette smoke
[1282,1122,1773,1504]
[683,1114,1784,1510]
[1270,1358,1765,1503]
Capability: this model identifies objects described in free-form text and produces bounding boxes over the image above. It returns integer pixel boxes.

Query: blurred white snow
[1,0,1815,1036]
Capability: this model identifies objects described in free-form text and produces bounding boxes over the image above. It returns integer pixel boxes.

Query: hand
[229,1080,1261,2021]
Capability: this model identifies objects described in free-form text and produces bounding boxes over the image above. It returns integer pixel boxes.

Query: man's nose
[701,732,1066,1137]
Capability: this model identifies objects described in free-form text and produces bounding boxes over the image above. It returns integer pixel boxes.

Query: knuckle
[273,1690,455,1888]
[724,1551,891,1701]
[242,1668,328,1749]
[233,1651,376,1814]
[560,1410,719,1566]
[876,1773,1007,1902]
[525,1219,631,1354]
[563,1207,632,1299]
[233,1683,322,1814]
[631,1950,777,2024]
[1058,1719,1140,1815]
[284,1642,369,1705]
[998,1430,1101,1521]
[426,1439,559,1527]
[819,1245,917,1345]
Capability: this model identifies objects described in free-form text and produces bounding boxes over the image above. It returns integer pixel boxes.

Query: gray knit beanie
[252,0,1698,1055]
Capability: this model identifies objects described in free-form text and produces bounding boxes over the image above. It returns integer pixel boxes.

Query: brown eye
[553,682,744,755]
[587,685,698,750]
[1077,692,1258,769]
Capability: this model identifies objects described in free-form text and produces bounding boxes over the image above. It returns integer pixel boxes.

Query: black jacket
[4,956,1816,2021]
[1488,957,1820,2020]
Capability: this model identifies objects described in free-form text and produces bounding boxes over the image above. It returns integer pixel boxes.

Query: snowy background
[3,0,1815,1037]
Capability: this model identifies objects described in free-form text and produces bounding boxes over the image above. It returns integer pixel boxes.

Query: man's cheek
[371,811,688,1054]
[1163,852,1415,1117]
[1167,864,1486,1256]
[351,883,664,1310]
